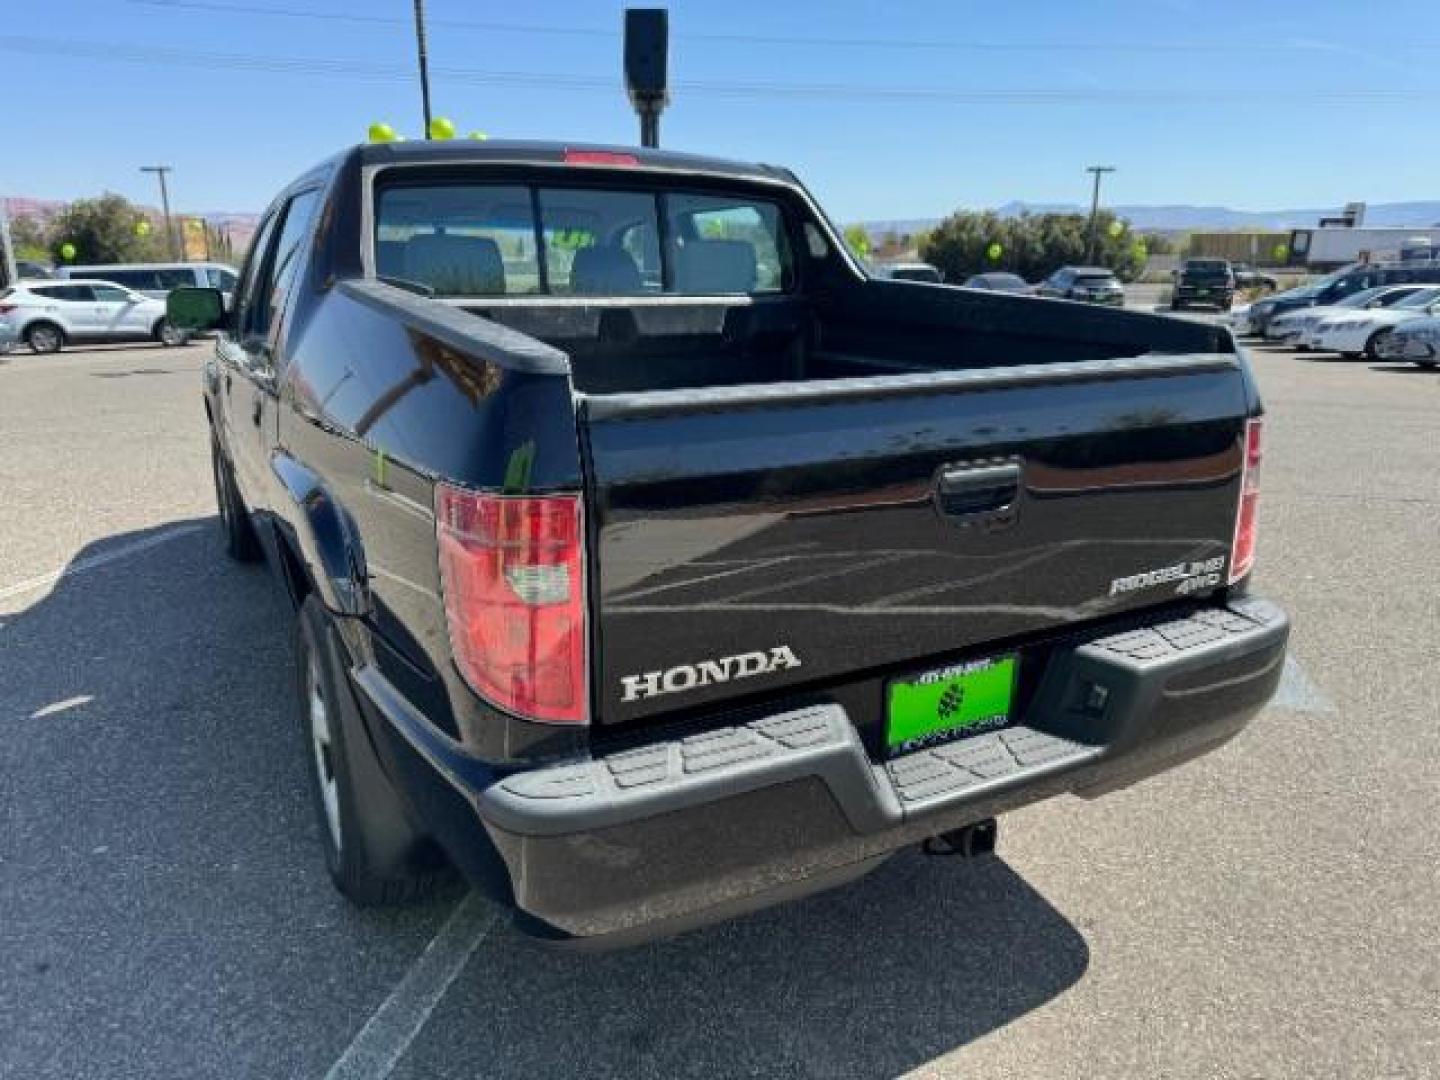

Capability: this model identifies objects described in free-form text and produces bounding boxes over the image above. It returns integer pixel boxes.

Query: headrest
[570,245,644,295]
[404,233,505,295]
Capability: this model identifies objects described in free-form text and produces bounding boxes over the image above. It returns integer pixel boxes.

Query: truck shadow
[430,851,1089,1079]
[1,519,1088,1080]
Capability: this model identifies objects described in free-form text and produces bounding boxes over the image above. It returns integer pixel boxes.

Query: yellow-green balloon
[60,242,77,261]
[467,130,489,141]
[135,219,152,238]
[187,219,204,233]
[986,242,1003,261]
[368,121,398,144]
[1107,220,1124,238]
[1272,244,1289,262]
[428,116,457,140]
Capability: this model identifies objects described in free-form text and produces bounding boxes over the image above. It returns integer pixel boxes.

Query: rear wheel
[211,436,261,562]
[25,322,63,354]
[294,596,452,906]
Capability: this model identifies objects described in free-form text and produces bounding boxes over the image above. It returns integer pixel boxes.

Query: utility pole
[1084,165,1116,264]
[0,198,17,287]
[140,165,178,260]
[413,0,433,136]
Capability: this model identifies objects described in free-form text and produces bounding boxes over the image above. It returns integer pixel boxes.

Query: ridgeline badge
[1109,555,1226,598]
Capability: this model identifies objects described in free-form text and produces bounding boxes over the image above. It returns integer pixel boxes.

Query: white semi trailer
[1289,226,1440,270]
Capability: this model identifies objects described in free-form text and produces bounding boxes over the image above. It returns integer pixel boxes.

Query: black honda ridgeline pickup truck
[170,141,1287,946]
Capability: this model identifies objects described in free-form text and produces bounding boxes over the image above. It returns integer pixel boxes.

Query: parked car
[962,271,1031,293]
[55,261,238,302]
[1306,286,1440,357]
[0,279,186,353]
[1230,263,1277,291]
[1036,266,1125,306]
[1264,284,1428,347]
[1374,315,1440,368]
[16,259,53,280]
[874,261,944,283]
[1172,258,1235,311]
[169,140,1287,946]
[1240,261,1440,335]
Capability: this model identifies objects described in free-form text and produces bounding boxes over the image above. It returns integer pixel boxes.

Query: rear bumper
[359,597,1288,943]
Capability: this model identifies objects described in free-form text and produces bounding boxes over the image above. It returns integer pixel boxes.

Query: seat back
[673,239,757,294]
[570,245,644,295]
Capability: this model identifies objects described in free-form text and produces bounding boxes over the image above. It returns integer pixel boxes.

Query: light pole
[413,0,433,136]
[140,165,178,260]
[1084,165,1116,264]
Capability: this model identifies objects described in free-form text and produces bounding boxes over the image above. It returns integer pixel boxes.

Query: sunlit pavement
[1,340,1436,1078]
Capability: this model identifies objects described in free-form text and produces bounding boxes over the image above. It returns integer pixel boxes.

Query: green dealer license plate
[886,655,1018,754]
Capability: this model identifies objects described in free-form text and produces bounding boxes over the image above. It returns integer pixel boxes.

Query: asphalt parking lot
[1,335,1437,1079]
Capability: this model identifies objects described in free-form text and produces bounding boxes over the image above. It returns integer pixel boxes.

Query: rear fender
[270,450,369,617]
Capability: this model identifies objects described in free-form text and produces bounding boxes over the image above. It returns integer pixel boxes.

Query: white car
[1375,315,1440,368]
[1266,284,1428,348]
[0,279,186,354]
[1306,287,1440,357]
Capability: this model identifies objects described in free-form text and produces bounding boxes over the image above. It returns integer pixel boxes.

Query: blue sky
[4,0,1438,221]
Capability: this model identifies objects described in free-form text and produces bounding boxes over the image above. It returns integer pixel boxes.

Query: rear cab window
[374,177,794,298]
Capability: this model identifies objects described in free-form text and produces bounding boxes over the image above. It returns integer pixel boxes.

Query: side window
[234,211,282,339]
[156,267,197,290]
[664,194,791,294]
[91,285,132,303]
[38,285,94,302]
[255,189,321,344]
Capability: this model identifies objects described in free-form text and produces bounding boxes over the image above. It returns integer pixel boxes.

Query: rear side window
[374,181,793,297]
[32,285,93,301]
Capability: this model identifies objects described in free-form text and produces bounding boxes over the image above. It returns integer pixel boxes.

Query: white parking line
[0,523,204,602]
[324,892,498,1080]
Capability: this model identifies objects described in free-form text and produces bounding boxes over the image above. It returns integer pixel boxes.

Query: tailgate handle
[937,463,1020,517]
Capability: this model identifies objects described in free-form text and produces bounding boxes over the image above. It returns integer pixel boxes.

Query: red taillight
[1228,418,1263,584]
[0,303,16,314]
[435,485,588,724]
[563,149,639,167]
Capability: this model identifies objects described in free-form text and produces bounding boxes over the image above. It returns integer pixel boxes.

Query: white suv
[0,280,185,354]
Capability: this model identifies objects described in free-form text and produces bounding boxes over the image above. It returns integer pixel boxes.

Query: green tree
[46,193,168,265]
[8,214,51,263]
[843,224,872,261]
[1138,231,1176,256]
[920,209,1146,284]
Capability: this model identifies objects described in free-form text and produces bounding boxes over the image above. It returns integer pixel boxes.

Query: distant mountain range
[863,201,1440,235]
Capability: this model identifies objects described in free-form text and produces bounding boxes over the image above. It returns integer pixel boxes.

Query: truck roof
[354,139,796,184]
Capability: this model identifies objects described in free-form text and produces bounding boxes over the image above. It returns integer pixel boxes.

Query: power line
[0,36,1432,105]
[112,0,1440,54]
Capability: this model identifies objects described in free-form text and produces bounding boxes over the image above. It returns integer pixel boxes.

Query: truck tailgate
[581,355,1249,724]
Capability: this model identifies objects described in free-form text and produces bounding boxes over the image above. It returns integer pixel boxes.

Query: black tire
[211,436,262,562]
[154,318,189,347]
[294,595,452,906]
[25,321,64,354]
[1364,329,1392,362]
[1416,360,1437,370]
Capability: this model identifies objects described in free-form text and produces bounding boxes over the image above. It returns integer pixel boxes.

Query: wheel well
[25,319,65,342]
[152,317,168,338]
